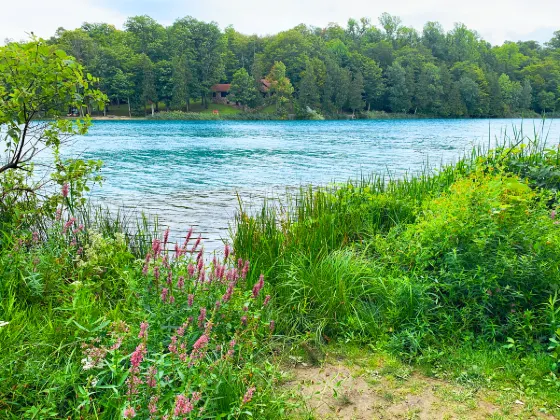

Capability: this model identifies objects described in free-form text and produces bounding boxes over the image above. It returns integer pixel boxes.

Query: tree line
[47,14,560,117]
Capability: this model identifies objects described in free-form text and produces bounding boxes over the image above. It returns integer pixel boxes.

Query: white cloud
[0,0,125,44]
[0,0,558,45]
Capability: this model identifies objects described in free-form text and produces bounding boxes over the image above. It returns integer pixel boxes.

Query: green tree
[458,75,480,116]
[267,61,294,115]
[379,13,402,43]
[519,79,533,111]
[230,68,258,109]
[139,54,157,115]
[110,69,134,116]
[171,55,191,111]
[298,61,321,110]
[415,63,443,114]
[422,22,447,60]
[0,39,105,210]
[386,62,411,113]
[347,72,365,115]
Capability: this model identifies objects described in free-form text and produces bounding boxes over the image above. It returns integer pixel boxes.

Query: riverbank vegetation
[2,39,560,418]
[39,13,560,119]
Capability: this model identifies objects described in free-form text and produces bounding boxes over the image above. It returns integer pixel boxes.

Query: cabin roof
[211,84,231,92]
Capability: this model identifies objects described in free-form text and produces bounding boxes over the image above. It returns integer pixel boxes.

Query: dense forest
[49,14,560,117]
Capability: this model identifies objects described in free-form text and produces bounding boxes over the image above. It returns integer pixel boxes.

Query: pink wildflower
[167,270,173,285]
[32,231,39,243]
[222,282,235,303]
[169,336,178,354]
[188,294,194,307]
[198,307,207,327]
[188,263,195,277]
[152,239,162,257]
[242,387,256,404]
[177,276,185,290]
[193,334,209,350]
[185,227,193,244]
[161,288,169,302]
[270,320,275,332]
[163,228,170,247]
[148,396,159,414]
[197,253,204,272]
[146,365,157,388]
[241,316,248,326]
[174,395,193,416]
[55,207,62,221]
[252,274,265,298]
[62,183,69,198]
[242,261,250,279]
[62,217,76,234]
[123,406,136,418]
[192,391,202,402]
[154,266,160,281]
[263,295,271,306]
[130,343,146,368]
[192,234,202,252]
[224,244,231,261]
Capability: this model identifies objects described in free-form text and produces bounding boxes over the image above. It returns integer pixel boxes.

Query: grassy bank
[2,129,560,418]
[232,131,560,414]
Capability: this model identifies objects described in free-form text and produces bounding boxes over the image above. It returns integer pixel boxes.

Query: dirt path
[286,359,556,419]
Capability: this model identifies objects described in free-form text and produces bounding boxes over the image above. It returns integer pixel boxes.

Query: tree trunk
[103,105,106,117]
[128,98,131,117]
[151,102,155,116]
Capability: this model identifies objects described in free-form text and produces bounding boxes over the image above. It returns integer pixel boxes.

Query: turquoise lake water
[64,119,559,250]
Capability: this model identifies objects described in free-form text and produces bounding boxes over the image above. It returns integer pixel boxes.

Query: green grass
[188,101,242,115]
[232,124,560,412]
[3,120,560,417]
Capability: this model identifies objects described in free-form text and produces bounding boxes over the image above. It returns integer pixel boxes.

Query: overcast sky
[1,0,558,46]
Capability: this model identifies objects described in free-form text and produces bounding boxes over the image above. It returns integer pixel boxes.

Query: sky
[1,0,558,46]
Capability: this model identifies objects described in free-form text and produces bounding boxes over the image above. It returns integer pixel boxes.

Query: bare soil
[286,361,556,419]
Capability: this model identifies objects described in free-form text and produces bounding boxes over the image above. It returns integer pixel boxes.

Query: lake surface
[63,119,559,251]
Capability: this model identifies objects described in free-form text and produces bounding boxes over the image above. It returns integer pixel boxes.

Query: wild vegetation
[2,38,560,419]
[37,13,560,118]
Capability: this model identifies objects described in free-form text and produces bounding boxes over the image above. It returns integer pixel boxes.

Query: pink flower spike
[174,394,193,416]
[185,227,193,244]
[269,320,275,332]
[252,274,265,298]
[177,276,185,290]
[198,307,207,327]
[163,228,170,247]
[161,287,169,302]
[263,295,271,306]
[62,183,69,198]
[130,343,146,368]
[242,387,256,404]
[138,321,149,339]
[123,406,136,418]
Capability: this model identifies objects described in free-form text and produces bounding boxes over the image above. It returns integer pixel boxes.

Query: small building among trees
[211,79,271,104]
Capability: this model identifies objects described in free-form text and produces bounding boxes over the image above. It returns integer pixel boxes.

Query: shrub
[76,232,285,418]
[376,171,560,343]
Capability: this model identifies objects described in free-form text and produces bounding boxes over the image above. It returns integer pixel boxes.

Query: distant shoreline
[83,113,558,122]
